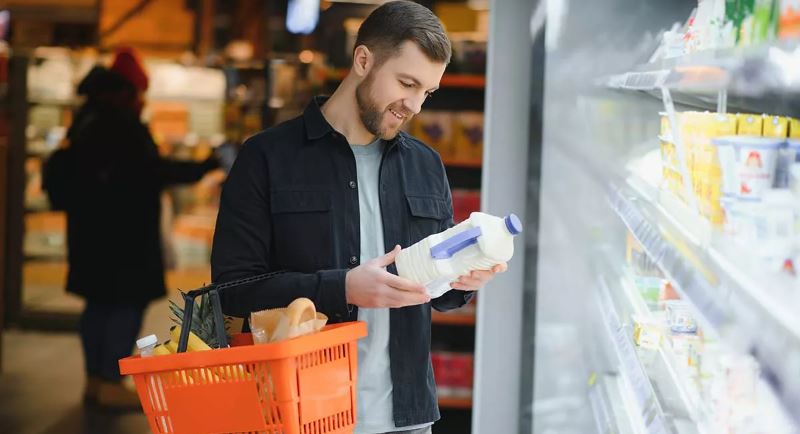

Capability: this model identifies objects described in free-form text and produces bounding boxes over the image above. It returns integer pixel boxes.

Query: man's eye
[400,81,414,88]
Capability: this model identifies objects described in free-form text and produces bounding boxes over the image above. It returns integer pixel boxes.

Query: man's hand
[449,263,507,291]
[346,245,431,308]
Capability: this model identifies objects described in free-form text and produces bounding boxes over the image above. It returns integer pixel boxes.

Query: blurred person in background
[43,47,220,409]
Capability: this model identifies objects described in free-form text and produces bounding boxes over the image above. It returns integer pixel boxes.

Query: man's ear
[352,45,373,78]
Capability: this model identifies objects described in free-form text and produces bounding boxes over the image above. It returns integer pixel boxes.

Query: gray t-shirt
[351,139,431,433]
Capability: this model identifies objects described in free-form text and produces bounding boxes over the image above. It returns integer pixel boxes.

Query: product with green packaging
[726,0,742,41]
[739,0,756,44]
[751,0,779,43]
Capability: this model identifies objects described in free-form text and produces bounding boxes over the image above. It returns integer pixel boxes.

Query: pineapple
[169,291,233,349]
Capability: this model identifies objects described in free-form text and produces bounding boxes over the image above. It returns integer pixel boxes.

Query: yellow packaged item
[411,111,454,159]
[633,314,663,350]
[737,113,763,136]
[789,117,800,139]
[676,112,700,193]
[763,115,789,138]
[660,137,678,170]
[687,113,735,221]
[453,111,484,161]
[660,112,672,138]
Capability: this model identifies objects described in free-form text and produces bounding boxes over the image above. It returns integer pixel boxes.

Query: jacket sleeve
[431,161,475,312]
[157,156,217,186]
[210,138,350,320]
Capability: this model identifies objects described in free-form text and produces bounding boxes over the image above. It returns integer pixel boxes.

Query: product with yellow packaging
[679,112,737,224]
[453,111,484,161]
[762,115,789,138]
[411,111,454,159]
[737,113,763,136]
[633,314,663,350]
[789,117,800,139]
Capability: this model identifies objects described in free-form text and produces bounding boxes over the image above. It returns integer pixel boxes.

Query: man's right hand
[345,245,431,308]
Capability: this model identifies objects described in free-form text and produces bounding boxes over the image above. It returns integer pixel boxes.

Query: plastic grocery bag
[250,297,328,344]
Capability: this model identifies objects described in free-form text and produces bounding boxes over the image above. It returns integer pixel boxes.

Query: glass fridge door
[520,0,800,433]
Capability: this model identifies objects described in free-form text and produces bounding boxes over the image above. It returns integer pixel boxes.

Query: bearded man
[211,2,504,433]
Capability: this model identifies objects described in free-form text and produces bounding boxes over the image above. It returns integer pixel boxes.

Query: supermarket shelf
[589,373,640,434]
[596,275,671,434]
[24,253,66,262]
[438,396,472,409]
[27,97,81,107]
[608,152,800,425]
[328,68,486,89]
[604,40,800,96]
[431,311,475,326]
[442,157,482,169]
[438,74,486,89]
[616,275,707,434]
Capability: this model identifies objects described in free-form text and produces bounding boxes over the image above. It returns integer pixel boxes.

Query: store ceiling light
[287,0,320,34]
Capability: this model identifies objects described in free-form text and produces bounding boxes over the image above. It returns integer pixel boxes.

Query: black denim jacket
[210,96,473,427]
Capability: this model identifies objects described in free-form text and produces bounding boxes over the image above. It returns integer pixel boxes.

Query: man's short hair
[355,1,452,66]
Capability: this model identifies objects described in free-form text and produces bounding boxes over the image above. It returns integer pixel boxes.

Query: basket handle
[178,284,228,352]
[176,272,287,352]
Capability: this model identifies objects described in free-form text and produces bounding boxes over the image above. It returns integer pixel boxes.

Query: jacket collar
[303,95,408,148]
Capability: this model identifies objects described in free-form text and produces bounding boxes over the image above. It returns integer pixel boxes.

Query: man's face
[356,40,447,141]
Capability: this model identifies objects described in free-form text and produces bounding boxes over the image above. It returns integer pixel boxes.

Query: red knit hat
[110,47,148,91]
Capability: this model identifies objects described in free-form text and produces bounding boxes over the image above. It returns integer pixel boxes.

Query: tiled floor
[0,296,176,434]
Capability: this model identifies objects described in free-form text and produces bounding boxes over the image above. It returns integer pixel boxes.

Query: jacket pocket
[406,194,450,244]
[269,190,333,270]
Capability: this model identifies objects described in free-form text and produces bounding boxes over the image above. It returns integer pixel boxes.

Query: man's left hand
[449,263,508,291]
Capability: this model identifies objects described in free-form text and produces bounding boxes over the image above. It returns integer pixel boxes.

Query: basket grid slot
[144,373,174,433]
[299,344,347,370]
[302,410,352,434]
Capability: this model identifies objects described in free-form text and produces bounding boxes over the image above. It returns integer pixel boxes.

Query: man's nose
[404,94,425,115]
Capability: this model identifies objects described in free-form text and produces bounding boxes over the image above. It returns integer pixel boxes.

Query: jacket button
[349,181,357,189]
[349,256,358,266]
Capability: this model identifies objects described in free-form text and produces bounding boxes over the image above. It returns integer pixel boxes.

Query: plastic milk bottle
[395,212,522,298]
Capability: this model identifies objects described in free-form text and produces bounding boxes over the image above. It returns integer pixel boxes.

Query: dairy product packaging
[396,212,522,298]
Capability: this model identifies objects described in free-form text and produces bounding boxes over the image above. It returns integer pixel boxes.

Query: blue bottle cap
[504,214,523,235]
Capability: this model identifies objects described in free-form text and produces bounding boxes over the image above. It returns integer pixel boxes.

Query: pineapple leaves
[169,290,232,348]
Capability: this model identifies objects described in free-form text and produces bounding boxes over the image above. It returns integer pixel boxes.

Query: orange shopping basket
[119,278,367,434]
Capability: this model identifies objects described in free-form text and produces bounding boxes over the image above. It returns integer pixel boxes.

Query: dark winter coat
[46,73,216,304]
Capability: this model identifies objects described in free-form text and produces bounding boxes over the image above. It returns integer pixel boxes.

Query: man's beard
[356,71,403,140]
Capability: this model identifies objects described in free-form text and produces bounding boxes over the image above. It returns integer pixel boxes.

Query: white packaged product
[395,212,522,298]
[725,189,795,268]
[776,139,800,188]
[713,136,784,200]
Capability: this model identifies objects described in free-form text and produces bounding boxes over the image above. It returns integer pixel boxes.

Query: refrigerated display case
[476,1,800,433]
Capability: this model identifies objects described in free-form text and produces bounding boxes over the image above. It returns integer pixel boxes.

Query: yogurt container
[776,139,800,188]
[665,300,698,334]
[712,136,784,200]
[725,189,795,268]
